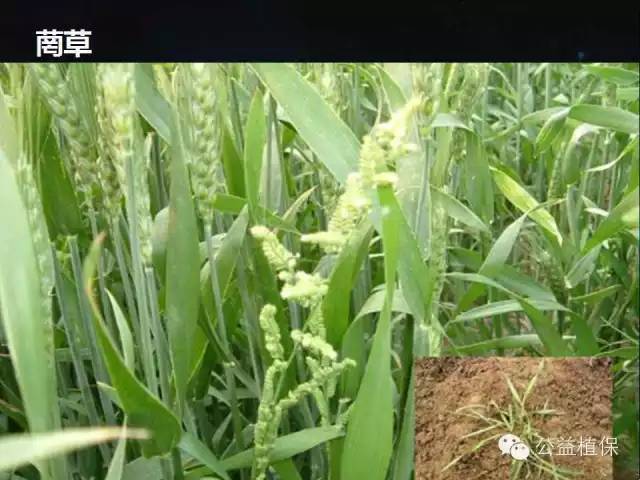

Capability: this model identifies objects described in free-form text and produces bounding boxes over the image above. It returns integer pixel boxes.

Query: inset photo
[415,357,614,479]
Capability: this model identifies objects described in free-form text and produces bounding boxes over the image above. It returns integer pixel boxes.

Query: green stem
[205,221,230,351]
[145,267,171,405]
[171,448,184,480]
[516,63,525,175]
[537,63,552,199]
[123,152,158,396]
[224,362,245,452]
[235,248,264,396]
[228,72,245,149]
[52,249,110,462]
[68,236,117,426]
[111,220,141,366]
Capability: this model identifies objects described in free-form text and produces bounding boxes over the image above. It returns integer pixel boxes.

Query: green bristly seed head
[251,225,299,272]
[259,304,284,362]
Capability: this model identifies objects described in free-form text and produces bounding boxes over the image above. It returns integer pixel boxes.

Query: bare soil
[415,357,613,480]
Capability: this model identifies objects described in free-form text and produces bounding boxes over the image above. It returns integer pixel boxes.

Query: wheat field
[0,63,638,479]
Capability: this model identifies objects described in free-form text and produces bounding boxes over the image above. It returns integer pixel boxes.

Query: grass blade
[105,424,131,480]
[178,432,230,480]
[464,132,494,222]
[0,427,148,474]
[391,371,415,480]
[0,149,64,479]
[166,120,201,417]
[491,167,563,244]
[430,186,490,233]
[0,87,18,162]
[83,234,181,457]
[569,104,639,135]
[518,299,572,356]
[457,213,527,312]
[252,63,360,183]
[583,186,639,254]
[323,220,374,347]
[448,273,571,355]
[535,107,569,154]
[134,64,173,144]
[583,65,639,85]
[221,426,344,471]
[244,90,266,218]
[106,290,136,372]
[454,299,569,323]
[340,185,400,480]
[453,334,575,354]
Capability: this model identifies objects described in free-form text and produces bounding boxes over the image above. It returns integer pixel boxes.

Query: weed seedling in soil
[443,360,584,479]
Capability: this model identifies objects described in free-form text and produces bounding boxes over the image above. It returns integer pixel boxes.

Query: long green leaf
[272,460,303,480]
[340,185,400,480]
[491,167,562,244]
[569,104,639,135]
[0,87,18,167]
[244,91,266,218]
[571,285,622,303]
[323,220,374,347]
[221,123,246,197]
[0,427,147,474]
[105,424,130,480]
[36,122,84,237]
[454,299,569,323]
[252,63,360,184]
[566,247,601,288]
[166,122,201,417]
[568,312,599,356]
[122,456,163,480]
[378,65,407,110]
[457,213,528,313]
[83,234,181,457]
[430,186,490,233]
[583,186,639,253]
[464,132,494,222]
[535,107,569,153]
[431,112,471,131]
[518,299,572,356]
[106,291,135,371]
[212,193,297,233]
[221,426,344,471]
[0,149,64,479]
[388,194,435,326]
[563,123,600,184]
[179,432,230,480]
[483,214,528,273]
[453,334,575,354]
[583,65,640,85]
[354,288,412,320]
[200,208,249,324]
[134,64,173,144]
[391,371,415,480]
[448,273,571,356]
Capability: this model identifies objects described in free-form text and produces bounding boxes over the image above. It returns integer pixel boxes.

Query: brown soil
[415,357,613,480]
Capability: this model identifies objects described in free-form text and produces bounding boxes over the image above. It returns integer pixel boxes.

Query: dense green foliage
[0,62,638,479]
